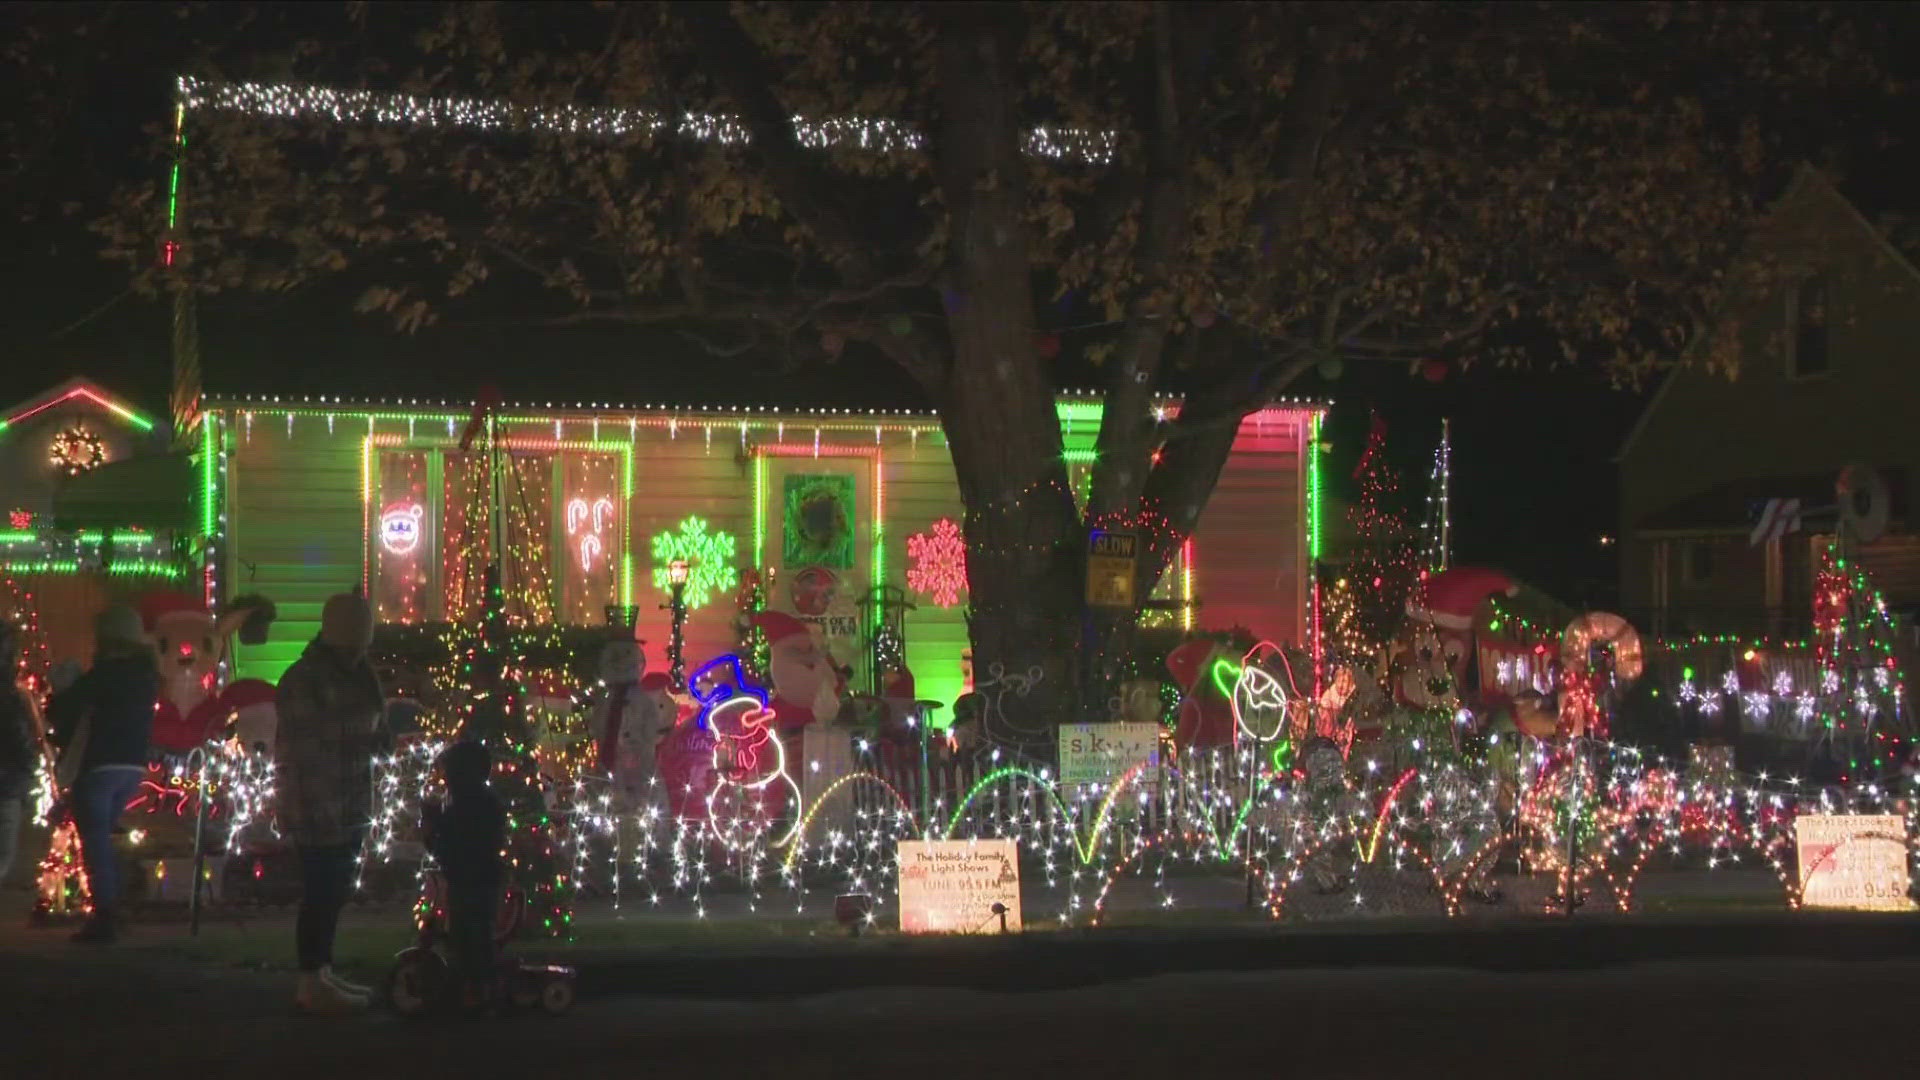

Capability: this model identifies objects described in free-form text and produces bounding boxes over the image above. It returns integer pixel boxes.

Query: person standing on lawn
[423,739,506,1013]
[274,592,388,1015]
[0,622,44,886]
[47,605,159,942]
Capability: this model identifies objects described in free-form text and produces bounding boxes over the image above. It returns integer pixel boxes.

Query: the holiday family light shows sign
[1794,814,1913,911]
[897,839,1022,934]
[1057,722,1162,787]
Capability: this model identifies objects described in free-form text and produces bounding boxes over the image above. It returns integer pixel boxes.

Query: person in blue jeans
[48,605,158,943]
[0,622,44,885]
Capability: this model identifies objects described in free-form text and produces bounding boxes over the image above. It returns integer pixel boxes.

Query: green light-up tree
[95,2,1901,735]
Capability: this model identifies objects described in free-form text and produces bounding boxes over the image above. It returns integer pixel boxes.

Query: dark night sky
[5,3,1914,609]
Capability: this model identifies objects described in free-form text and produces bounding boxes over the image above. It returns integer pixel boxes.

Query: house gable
[1618,169,1920,537]
[0,378,162,526]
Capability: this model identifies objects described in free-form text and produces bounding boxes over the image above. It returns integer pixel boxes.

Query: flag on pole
[1749,497,1802,547]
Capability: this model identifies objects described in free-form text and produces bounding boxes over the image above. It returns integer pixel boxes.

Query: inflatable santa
[753,610,846,732]
[1166,638,1236,752]
[141,591,279,754]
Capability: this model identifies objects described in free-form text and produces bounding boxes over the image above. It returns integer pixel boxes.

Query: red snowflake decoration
[7,509,30,530]
[905,517,968,608]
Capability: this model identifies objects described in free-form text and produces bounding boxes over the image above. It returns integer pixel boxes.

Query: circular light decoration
[905,517,968,608]
[1560,611,1645,686]
[379,501,424,556]
[49,426,108,476]
[650,515,739,609]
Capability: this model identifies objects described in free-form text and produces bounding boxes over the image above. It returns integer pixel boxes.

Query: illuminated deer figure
[139,590,278,754]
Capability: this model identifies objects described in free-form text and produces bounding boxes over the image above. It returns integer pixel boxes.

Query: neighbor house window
[1788,276,1830,379]
[1683,541,1714,586]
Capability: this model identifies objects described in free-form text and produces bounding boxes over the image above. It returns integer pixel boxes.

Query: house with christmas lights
[1616,167,1920,644]
[197,393,1326,715]
[0,377,191,664]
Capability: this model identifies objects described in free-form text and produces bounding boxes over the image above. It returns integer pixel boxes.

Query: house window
[371,447,625,626]
[1788,276,1830,379]
[373,450,436,624]
[1682,541,1714,586]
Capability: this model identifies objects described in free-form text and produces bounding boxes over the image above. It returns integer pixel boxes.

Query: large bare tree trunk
[932,8,1084,747]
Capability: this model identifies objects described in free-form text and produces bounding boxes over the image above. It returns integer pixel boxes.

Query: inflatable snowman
[592,639,669,810]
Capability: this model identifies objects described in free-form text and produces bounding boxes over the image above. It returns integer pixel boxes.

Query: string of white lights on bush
[176,76,1117,164]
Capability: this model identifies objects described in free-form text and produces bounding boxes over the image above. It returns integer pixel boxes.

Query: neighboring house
[1617,168,1920,640]
[0,377,187,664]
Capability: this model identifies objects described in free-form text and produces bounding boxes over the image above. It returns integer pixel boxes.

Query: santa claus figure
[592,639,667,809]
[1166,638,1236,753]
[141,590,279,754]
[753,611,845,732]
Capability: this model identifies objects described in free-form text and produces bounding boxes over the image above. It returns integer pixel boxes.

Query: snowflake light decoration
[905,517,968,608]
[650,515,739,610]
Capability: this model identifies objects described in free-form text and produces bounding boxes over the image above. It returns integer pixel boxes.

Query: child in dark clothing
[422,741,506,1009]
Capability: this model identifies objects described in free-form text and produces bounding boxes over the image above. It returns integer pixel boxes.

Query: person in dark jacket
[0,622,44,885]
[423,739,506,1011]
[47,605,158,942]
[274,593,387,1015]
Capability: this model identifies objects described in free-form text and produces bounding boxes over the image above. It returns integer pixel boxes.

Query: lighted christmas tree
[1347,414,1420,653]
[732,569,770,684]
[1812,542,1911,778]
[439,407,575,940]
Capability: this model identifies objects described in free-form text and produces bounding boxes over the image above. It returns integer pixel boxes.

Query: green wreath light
[650,515,739,609]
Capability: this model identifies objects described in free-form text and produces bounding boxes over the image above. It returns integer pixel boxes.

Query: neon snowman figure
[380,501,424,556]
[687,655,803,848]
[566,496,615,572]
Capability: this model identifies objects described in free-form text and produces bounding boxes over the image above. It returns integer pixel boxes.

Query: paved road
[7,922,1914,1079]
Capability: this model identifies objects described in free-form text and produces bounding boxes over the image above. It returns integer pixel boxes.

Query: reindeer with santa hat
[139,590,279,755]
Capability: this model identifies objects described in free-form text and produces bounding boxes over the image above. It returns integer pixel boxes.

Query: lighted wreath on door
[782,473,855,570]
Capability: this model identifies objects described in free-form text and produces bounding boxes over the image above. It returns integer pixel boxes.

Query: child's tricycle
[385,872,577,1017]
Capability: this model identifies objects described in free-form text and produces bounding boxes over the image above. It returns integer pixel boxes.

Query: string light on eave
[176,77,1116,164]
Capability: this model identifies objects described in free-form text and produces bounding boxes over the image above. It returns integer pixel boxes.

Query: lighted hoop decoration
[1559,611,1644,686]
[48,426,108,476]
[1230,641,1293,741]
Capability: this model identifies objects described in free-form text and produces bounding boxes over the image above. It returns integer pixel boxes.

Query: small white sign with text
[897,839,1022,934]
[1795,813,1913,911]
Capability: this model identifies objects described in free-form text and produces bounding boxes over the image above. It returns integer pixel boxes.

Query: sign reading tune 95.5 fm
[896,839,1022,934]
[1794,814,1914,911]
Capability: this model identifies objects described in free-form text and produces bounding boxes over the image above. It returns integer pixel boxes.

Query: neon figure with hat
[686,654,801,847]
